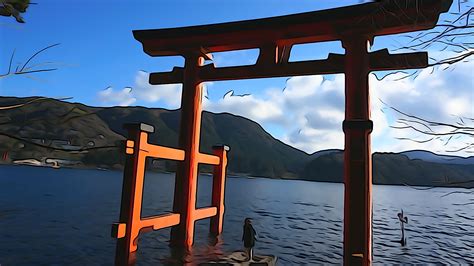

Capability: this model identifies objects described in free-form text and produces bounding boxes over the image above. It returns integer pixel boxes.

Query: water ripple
[0,169,472,264]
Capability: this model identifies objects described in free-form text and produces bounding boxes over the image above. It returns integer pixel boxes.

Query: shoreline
[0,163,472,189]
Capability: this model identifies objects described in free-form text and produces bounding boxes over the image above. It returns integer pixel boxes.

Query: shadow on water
[137,234,225,265]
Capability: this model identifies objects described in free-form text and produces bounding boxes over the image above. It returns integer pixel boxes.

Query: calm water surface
[0,165,472,265]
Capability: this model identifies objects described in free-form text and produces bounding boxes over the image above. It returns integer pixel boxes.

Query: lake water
[0,165,472,265]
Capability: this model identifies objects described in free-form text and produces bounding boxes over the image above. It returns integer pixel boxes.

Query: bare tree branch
[395,3,474,69]
[429,50,474,66]
[0,43,60,79]
[379,98,474,154]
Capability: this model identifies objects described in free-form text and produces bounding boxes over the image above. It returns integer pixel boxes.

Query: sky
[0,0,473,157]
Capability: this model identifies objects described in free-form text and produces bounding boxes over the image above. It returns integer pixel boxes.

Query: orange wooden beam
[197,152,220,165]
[148,51,427,85]
[114,123,154,266]
[134,0,451,56]
[114,123,191,265]
[141,213,181,230]
[140,143,185,161]
[112,223,127,239]
[194,207,218,221]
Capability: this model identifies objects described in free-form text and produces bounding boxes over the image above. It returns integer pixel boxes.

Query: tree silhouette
[0,0,31,23]
[382,0,473,154]
[385,102,474,154]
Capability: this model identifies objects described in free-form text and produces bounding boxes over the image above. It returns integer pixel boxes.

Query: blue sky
[0,0,360,101]
[1,0,473,156]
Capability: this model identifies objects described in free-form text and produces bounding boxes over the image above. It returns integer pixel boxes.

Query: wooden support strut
[113,122,230,265]
[113,123,184,266]
[210,145,230,235]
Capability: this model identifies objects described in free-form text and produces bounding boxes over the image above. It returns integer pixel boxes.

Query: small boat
[50,161,60,169]
[13,159,42,167]
[13,158,60,169]
[44,158,61,169]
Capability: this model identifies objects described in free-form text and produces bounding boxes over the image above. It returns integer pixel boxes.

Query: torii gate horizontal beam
[148,49,428,85]
[133,0,451,57]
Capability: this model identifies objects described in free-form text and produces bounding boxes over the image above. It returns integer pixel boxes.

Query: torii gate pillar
[342,36,373,265]
[171,53,206,247]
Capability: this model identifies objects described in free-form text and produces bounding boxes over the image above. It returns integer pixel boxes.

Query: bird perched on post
[397,209,408,246]
[0,0,30,23]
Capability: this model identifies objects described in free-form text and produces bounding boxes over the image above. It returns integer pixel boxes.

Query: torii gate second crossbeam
[115,0,452,265]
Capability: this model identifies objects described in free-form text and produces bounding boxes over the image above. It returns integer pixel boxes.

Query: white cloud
[97,87,136,106]
[370,61,473,155]
[203,90,284,123]
[283,128,344,153]
[97,61,472,156]
[133,71,182,108]
[96,71,182,108]
[375,62,473,122]
[305,109,344,130]
[204,74,347,153]
[203,60,473,156]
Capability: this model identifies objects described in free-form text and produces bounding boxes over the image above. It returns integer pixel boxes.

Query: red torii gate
[113,0,451,265]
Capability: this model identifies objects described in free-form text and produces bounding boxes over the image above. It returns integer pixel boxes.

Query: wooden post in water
[210,145,230,234]
[342,36,373,266]
[171,53,206,247]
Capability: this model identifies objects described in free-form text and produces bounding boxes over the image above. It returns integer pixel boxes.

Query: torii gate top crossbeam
[133,0,451,57]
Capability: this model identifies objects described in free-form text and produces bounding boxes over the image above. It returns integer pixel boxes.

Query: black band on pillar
[342,119,373,133]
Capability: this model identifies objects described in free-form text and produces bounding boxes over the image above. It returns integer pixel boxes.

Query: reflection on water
[0,165,473,265]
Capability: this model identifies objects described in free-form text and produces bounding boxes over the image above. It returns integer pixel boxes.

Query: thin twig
[0,43,60,79]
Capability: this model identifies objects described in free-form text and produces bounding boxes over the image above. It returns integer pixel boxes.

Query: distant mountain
[302,150,474,187]
[308,149,342,160]
[401,150,474,165]
[373,152,474,186]
[94,105,308,178]
[0,96,472,188]
[0,96,307,179]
